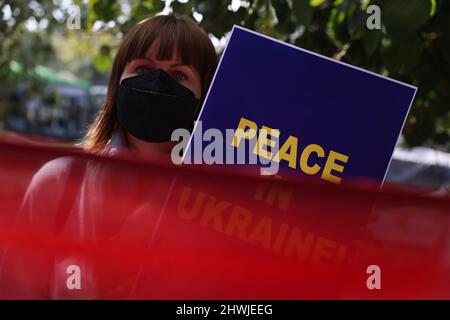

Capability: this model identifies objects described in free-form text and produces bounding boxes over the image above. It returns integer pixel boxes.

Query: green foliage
[0,0,449,149]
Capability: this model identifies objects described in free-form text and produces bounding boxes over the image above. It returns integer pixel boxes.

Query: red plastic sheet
[0,136,449,299]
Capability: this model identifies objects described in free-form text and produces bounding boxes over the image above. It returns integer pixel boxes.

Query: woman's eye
[136,66,152,75]
[173,71,188,81]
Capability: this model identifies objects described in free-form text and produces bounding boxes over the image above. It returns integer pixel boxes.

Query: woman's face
[119,43,202,156]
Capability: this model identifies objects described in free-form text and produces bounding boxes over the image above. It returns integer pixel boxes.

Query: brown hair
[81,15,218,152]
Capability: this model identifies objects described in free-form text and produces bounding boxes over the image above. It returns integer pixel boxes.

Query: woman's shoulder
[21,156,83,222]
[31,156,79,187]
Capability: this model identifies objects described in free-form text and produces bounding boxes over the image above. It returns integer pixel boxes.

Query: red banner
[0,136,449,299]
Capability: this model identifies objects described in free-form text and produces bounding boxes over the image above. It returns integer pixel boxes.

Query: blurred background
[0,0,449,189]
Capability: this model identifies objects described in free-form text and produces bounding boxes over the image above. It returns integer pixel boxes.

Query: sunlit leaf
[310,0,327,7]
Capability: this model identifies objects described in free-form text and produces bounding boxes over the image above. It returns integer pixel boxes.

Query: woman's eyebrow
[137,56,194,72]
[171,62,195,71]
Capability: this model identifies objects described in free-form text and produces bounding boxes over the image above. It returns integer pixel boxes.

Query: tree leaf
[362,28,382,56]
[382,0,431,36]
[292,0,313,26]
[310,0,327,7]
[382,35,424,74]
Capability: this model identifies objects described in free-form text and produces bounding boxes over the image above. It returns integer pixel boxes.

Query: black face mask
[116,68,200,143]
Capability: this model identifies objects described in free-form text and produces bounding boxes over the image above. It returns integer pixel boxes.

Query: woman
[84,14,217,156]
[0,14,218,299]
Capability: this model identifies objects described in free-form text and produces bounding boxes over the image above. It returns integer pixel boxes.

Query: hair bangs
[124,16,206,77]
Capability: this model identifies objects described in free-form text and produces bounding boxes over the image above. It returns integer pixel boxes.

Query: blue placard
[184,26,417,186]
